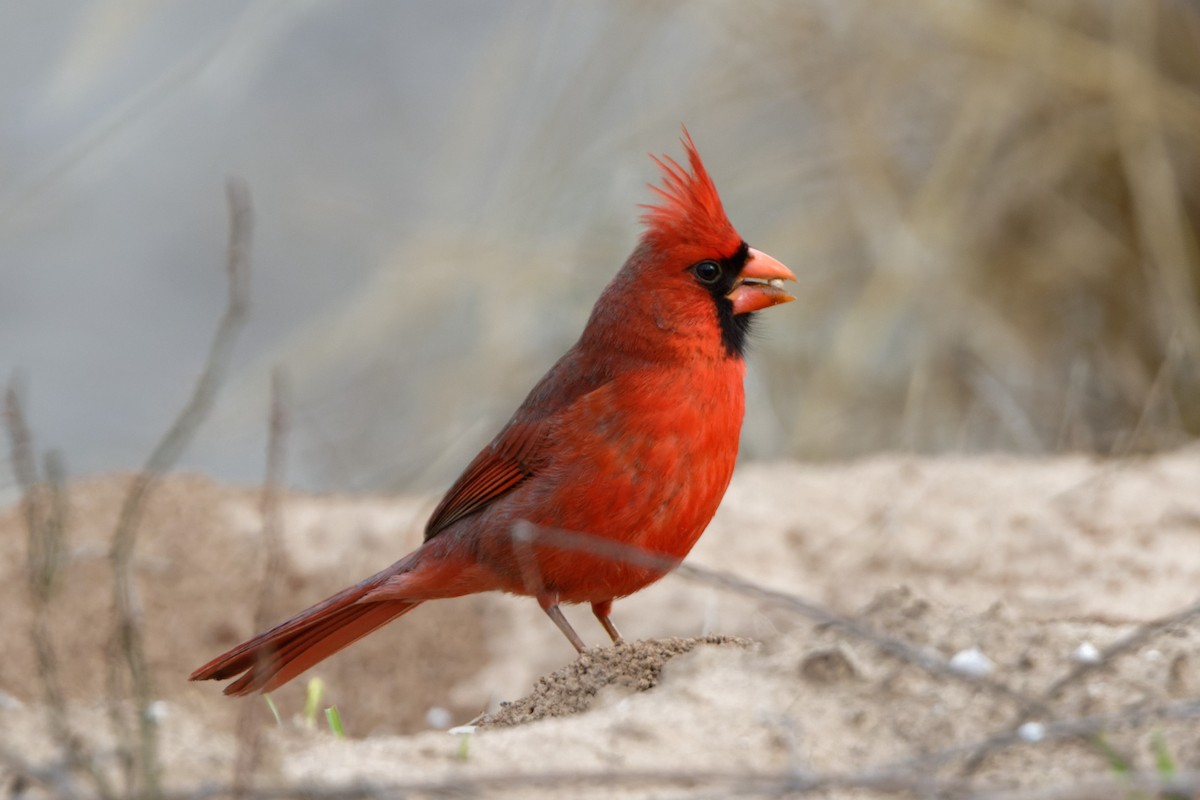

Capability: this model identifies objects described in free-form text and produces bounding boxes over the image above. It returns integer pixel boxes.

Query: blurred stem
[107,179,252,799]
[5,385,117,799]
[233,366,291,797]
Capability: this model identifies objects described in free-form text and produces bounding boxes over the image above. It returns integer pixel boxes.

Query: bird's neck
[581,280,745,367]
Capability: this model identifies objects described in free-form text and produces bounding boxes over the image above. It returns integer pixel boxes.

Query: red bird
[191,132,795,695]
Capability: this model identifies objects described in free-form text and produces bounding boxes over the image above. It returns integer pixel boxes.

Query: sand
[1,449,1198,797]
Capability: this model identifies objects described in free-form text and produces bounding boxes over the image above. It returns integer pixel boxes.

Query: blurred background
[1,0,1198,498]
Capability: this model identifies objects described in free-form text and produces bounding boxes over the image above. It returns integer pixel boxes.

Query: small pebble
[145,700,169,723]
[949,647,994,678]
[800,646,859,684]
[448,724,476,736]
[425,706,453,729]
[1071,642,1101,664]
[1018,721,1046,743]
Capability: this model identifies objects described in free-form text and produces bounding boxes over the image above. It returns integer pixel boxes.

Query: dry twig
[4,385,117,800]
[232,368,291,797]
[105,179,253,799]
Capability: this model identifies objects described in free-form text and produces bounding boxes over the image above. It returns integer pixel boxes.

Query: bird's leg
[538,593,587,654]
[591,599,624,645]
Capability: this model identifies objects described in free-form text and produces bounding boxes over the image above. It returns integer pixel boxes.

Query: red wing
[423,419,546,540]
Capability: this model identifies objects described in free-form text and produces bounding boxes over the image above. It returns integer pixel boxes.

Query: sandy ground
[1,449,1199,797]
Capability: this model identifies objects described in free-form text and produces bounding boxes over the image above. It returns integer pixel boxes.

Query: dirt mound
[479,636,753,727]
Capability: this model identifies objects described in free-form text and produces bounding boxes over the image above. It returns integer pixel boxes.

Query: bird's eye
[692,260,722,285]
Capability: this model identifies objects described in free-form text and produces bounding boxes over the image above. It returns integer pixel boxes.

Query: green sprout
[1152,731,1176,778]
[304,678,325,729]
[263,694,282,726]
[325,706,346,738]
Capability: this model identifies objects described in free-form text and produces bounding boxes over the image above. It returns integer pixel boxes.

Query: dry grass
[716,0,1200,458]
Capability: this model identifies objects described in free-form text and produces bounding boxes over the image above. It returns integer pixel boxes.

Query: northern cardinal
[191,131,795,695]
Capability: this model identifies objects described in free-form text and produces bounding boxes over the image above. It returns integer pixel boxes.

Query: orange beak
[726,248,797,315]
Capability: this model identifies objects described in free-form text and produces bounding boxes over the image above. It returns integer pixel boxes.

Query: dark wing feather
[423,324,618,541]
[423,419,545,539]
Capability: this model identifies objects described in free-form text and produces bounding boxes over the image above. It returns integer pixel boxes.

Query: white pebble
[1145,648,1162,662]
[0,691,24,711]
[448,724,477,736]
[1018,721,1046,743]
[145,700,169,723]
[425,706,453,729]
[1071,642,1101,664]
[949,647,994,678]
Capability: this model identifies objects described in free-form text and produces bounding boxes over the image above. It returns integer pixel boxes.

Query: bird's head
[592,130,795,361]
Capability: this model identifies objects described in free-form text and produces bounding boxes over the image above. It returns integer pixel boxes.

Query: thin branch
[95,765,1200,800]
[253,367,291,633]
[4,385,116,800]
[233,367,291,798]
[959,592,1200,775]
[7,699,1200,800]
[0,741,87,800]
[510,522,1042,710]
[509,523,1200,785]
[106,179,253,800]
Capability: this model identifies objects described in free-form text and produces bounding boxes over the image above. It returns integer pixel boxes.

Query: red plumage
[190,130,795,695]
[641,130,739,254]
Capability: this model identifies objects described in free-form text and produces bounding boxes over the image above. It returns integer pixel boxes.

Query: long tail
[189,569,421,696]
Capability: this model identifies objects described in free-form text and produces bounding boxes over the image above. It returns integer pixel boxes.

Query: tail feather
[191,541,483,696]
[190,566,421,695]
[223,600,419,696]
